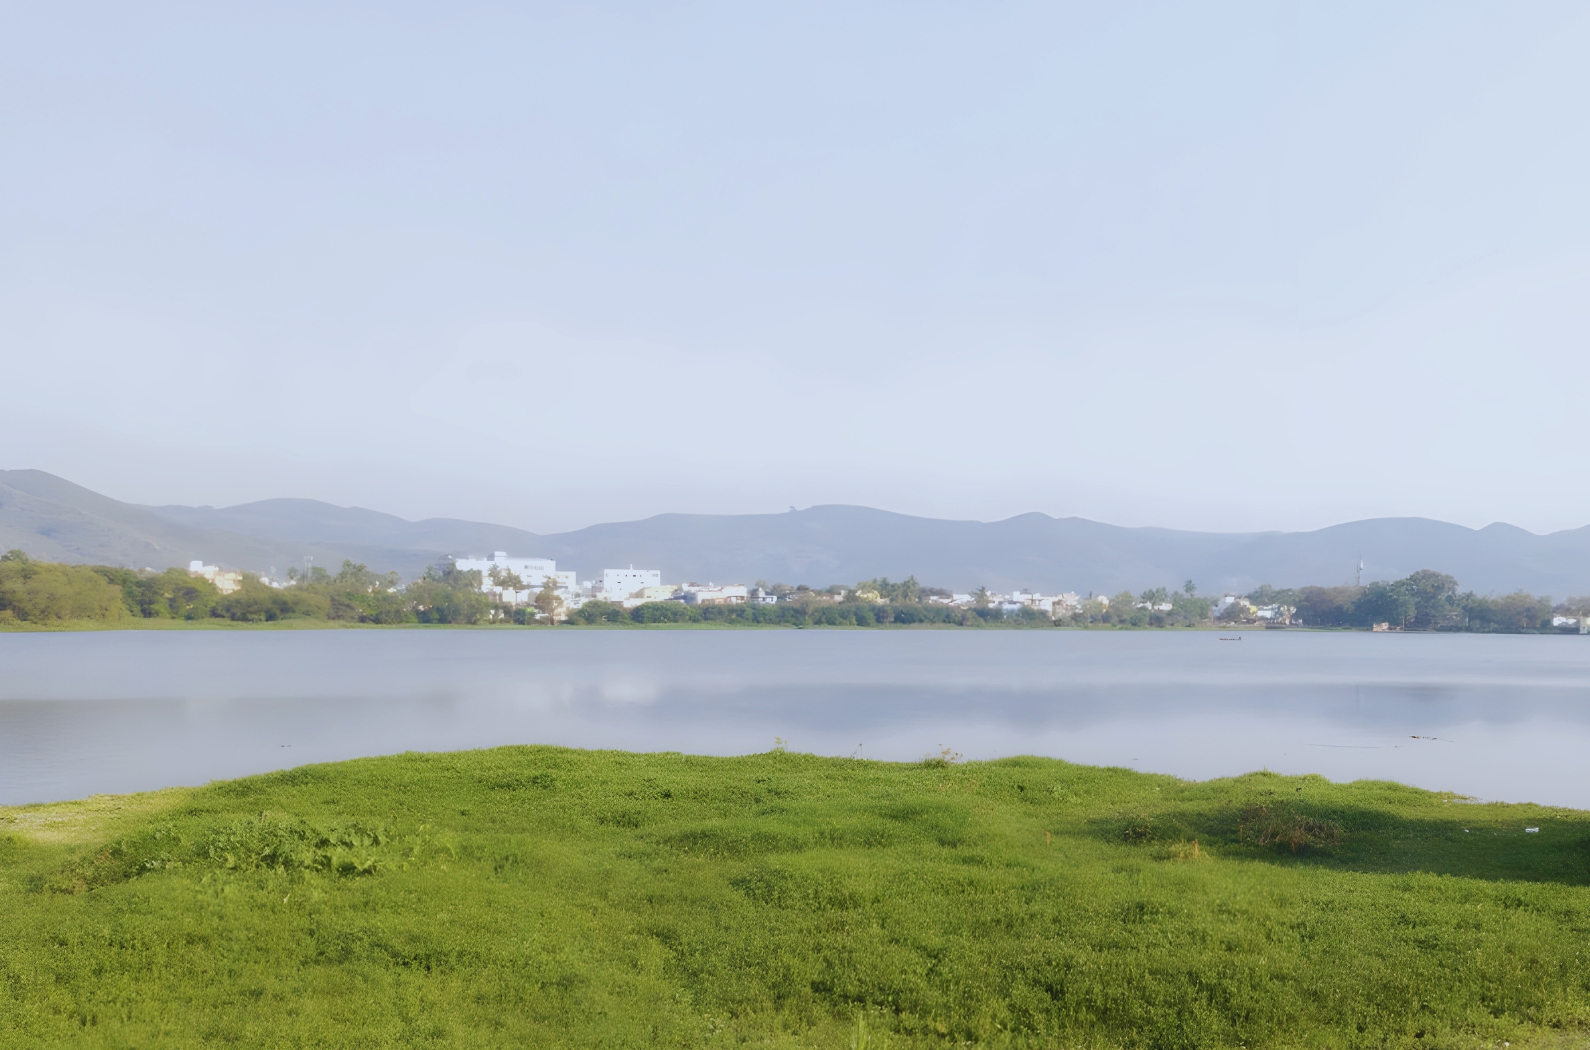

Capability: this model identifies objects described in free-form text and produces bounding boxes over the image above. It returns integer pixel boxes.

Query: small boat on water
[1218,636,1242,641]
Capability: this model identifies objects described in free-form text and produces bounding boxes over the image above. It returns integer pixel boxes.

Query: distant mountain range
[4,468,1590,597]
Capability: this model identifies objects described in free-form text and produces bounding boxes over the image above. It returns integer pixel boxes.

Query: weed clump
[1238,805,1344,852]
[47,822,186,893]
[205,814,393,875]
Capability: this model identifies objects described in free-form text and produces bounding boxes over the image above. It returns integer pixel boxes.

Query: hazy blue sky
[5,2,1589,534]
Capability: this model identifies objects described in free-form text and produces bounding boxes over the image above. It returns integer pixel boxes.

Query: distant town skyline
[6,3,1590,535]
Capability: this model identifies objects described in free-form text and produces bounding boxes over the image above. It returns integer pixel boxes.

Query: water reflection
[2,629,1588,807]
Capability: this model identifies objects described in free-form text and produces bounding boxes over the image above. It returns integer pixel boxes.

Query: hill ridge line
[4,468,1587,595]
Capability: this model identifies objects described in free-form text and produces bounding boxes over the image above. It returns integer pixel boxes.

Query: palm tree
[533,576,563,623]
[487,566,526,622]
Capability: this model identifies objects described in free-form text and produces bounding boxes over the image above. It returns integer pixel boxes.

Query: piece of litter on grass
[1525,827,1539,833]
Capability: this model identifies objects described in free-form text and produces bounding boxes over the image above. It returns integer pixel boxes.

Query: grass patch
[2,749,1588,1047]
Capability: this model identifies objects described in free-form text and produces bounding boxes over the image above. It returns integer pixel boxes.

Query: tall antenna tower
[1355,554,1363,587]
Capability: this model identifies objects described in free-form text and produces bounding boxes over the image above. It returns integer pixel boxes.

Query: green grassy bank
[2,749,1588,1049]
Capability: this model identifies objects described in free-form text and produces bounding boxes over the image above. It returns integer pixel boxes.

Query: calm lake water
[3,629,1589,808]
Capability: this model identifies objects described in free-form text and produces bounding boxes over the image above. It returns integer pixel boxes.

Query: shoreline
[3,618,1568,634]
[4,745,1585,815]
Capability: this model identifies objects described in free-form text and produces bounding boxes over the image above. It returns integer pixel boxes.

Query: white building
[1011,590,1085,614]
[1005,590,1084,615]
[452,552,577,604]
[1010,589,1047,611]
[747,587,778,605]
[188,560,243,595]
[598,567,661,601]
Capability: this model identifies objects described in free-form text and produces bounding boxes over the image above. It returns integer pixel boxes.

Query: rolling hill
[4,469,1589,596]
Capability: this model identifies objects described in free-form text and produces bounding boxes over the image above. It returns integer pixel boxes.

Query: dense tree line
[0,557,1050,629]
[1223,570,1585,632]
[0,551,442,625]
[1063,583,1212,628]
[2,551,1585,632]
[571,595,1051,628]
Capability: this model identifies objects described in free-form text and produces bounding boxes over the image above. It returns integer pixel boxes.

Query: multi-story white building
[452,552,576,604]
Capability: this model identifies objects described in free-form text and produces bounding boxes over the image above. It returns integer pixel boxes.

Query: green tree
[1215,597,1251,623]
[1404,569,1460,629]
[1293,585,1361,627]
[533,576,563,622]
[856,576,922,604]
[0,558,126,622]
[1169,590,1211,626]
[486,566,528,622]
[488,565,525,595]
[568,600,628,625]
[334,560,399,593]
[631,601,700,624]
[313,561,408,622]
[1461,591,1553,632]
[1094,591,1143,626]
[1355,580,1415,628]
[408,562,490,624]
[213,577,329,622]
